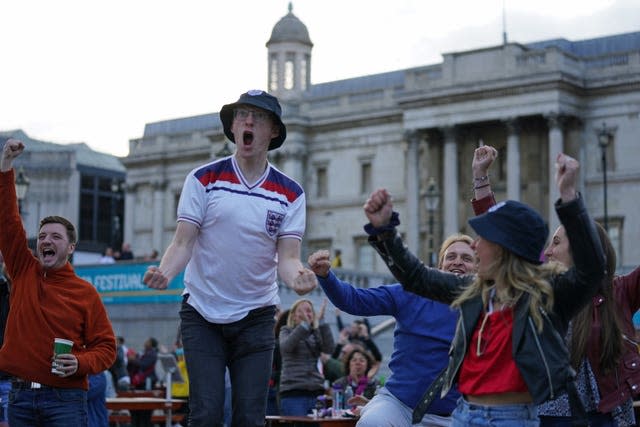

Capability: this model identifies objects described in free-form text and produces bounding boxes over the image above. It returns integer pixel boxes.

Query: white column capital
[504,117,521,136]
[546,112,568,131]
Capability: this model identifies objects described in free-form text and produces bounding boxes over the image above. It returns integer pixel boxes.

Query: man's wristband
[364,211,400,235]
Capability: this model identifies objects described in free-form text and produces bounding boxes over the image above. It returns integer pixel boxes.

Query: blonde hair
[437,234,475,269]
[287,299,317,329]
[451,246,560,332]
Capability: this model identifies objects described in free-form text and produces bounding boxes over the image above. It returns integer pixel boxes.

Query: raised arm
[277,238,317,295]
[363,189,468,305]
[308,249,398,316]
[143,221,198,289]
[552,153,605,318]
[555,152,578,203]
[471,145,498,214]
[363,188,394,228]
[1,139,24,172]
[0,139,33,273]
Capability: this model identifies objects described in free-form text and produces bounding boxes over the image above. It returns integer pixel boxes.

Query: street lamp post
[597,122,612,231]
[425,177,440,267]
[15,166,30,217]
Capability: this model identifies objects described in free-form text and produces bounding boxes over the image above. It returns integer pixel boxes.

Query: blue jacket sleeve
[317,271,399,317]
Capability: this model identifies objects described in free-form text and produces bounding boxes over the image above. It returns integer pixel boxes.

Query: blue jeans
[0,380,10,423]
[8,387,87,427]
[452,398,539,427]
[279,395,318,416]
[180,301,276,427]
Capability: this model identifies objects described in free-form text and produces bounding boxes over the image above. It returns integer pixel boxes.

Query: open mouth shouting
[40,247,57,263]
[242,131,254,146]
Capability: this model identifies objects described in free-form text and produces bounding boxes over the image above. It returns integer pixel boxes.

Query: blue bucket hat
[219,90,287,150]
[468,200,548,264]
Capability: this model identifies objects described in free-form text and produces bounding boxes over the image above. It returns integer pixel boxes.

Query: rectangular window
[78,171,124,248]
[360,162,372,195]
[79,193,95,242]
[98,177,112,193]
[316,166,328,198]
[97,196,112,243]
[355,237,374,272]
[81,175,95,191]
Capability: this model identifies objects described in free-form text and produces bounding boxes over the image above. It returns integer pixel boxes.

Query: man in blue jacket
[308,234,476,426]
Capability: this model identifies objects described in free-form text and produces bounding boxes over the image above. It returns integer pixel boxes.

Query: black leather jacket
[367,195,605,406]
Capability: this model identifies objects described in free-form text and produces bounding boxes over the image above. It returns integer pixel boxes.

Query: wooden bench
[108,412,186,426]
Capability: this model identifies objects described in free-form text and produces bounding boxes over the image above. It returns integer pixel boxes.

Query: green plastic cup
[52,338,73,375]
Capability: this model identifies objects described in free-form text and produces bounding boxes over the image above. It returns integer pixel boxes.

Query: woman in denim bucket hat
[472,146,640,427]
[362,152,605,426]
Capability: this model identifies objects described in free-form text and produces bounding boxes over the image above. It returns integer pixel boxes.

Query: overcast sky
[1,0,637,157]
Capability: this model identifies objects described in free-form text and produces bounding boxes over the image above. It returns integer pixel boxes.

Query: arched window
[284,52,295,90]
[269,54,278,92]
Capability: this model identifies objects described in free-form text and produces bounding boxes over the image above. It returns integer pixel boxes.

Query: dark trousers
[180,302,276,427]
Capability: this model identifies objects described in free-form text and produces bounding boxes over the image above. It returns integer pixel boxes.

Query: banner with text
[75,262,185,304]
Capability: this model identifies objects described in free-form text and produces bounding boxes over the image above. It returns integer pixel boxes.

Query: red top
[458,307,528,395]
[0,170,116,389]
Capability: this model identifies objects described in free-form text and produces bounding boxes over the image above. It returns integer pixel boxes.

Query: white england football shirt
[177,156,306,323]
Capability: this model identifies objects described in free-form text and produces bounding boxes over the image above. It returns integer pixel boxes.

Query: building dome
[267,3,313,47]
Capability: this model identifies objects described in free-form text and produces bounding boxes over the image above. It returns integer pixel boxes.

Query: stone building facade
[123,6,640,272]
[0,129,126,262]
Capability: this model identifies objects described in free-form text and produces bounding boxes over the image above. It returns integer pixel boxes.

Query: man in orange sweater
[0,138,116,426]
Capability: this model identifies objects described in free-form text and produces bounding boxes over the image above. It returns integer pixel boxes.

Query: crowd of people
[1,87,639,427]
[98,243,160,265]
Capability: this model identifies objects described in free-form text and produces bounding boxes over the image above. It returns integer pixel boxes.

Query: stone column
[547,113,565,233]
[405,130,421,253]
[505,118,521,201]
[151,180,167,254]
[442,127,459,237]
[123,183,137,249]
[275,142,306,185]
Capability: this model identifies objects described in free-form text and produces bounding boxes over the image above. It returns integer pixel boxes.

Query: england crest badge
[265,210,285,236]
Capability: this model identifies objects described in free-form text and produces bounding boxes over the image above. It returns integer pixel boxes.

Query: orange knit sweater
[0,170,116,389]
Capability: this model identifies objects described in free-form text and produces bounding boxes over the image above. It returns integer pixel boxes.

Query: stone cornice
[309,111,403,133]
[121,149,208,168]
[398,76,589,109]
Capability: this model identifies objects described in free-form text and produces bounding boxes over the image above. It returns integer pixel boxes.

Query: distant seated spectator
[98,247,116,264]
[125,347,139,380]
[118,243,134,261]
[333,312,382,377]
[330,249,342,268]
[131,337,159,389]
[332,348,378,401]
[109,336,130,391]
[145,249,159,261]
[321,341,367,383]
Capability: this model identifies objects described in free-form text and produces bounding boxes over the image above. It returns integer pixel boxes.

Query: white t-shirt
[177,156,306,323]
